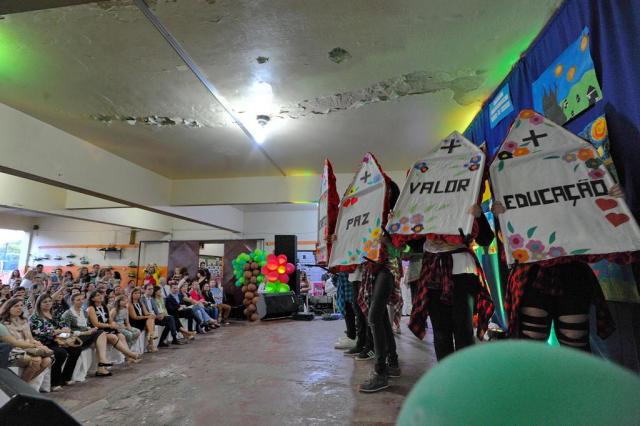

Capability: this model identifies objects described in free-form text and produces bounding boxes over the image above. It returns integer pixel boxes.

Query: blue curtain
[464,0,640,221]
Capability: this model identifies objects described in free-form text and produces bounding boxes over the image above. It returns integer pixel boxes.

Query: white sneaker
[334,336,356,350]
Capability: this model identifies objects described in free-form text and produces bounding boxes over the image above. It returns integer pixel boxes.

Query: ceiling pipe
[133,0,287,177]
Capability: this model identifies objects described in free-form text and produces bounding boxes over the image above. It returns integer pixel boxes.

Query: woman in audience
[189,281,219,326]
[21,269,37,292]
[110,295,141,348]
[179,283,216,331]
[78,267,91,285]
[0,285,11,306]
[9,270,21,289]
[152,286,194,342]
[0,297,53,382]
[128,288,157,352]
[51,288,69,319]
[195,269,208,290]
[63,271,74,285]
[61,293,113,377]
[300,271,311,295]
[30,294,83,390]
[106,290,116,311]
[203,280,231,325]
[86,291,142,364]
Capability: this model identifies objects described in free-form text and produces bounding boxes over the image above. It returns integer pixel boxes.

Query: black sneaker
[355,350,375,361]
[359,371,389,393]
[344,347,362,357]
[387,364,401,378]
[157,341,169,348]
[172,339,186,345]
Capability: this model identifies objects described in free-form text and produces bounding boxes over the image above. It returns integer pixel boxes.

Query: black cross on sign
[360,170,371,183]
[441,139,461,154]
[522,130,548,147]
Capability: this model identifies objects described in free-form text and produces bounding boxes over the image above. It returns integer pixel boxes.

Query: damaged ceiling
[0,0,561,178]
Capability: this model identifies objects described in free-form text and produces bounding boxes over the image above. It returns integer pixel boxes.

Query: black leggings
[344,301,357,340]
[519,282,592,351]
[427,274,478,361]
[368,268,397,374]
[47,344,83,386]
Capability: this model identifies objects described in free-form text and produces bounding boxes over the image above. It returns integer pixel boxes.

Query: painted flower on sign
[588,168,606,180]
[508,234,524,249]
[388,223,401,233]
[526,239,545,253]
[585,158,602,169]
[529,115,544,125]
[519,110,536,119]
[503,141,518,152]
[562,152,577,162]
[399,216,410,225]
[370,228,382,240]
[577,148,595,161]
[513,147,530,157]
[497,151,513,160]
[547,246,567,258]
[468,163,480,171]
[412,224,424,233]
[414,161,429,173]
[512,249,530,263]
[411,214,424,225]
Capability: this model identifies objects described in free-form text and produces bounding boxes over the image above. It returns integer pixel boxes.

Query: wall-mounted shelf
[98,247,123,259]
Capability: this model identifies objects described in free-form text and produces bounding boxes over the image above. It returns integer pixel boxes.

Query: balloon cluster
[232,249,267,322]
[261,253,295,294]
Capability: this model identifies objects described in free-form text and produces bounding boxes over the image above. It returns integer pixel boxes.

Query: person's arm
[0,333,38,349]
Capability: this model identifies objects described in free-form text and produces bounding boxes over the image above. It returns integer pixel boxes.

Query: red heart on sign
[351,197,359,206]
[595,198,618,211]
[342,199,351,208]
[606,212,630,227]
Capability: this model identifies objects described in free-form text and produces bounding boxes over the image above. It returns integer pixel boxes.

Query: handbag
[55,335,83,348]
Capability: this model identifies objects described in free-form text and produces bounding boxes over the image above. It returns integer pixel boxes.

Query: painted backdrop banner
[532,27,602,125]
[329,153,387,269]
[490,110,640,266]
[316,159,340,265]
[388,131,485,243]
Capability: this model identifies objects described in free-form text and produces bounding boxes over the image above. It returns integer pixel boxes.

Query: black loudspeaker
[274,235,298,292]
[0,369,80,426]
[256,292,299,320]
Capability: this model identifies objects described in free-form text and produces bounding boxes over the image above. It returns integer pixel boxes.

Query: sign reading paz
[316,159,339,265]
[388,131,485,241]
[490,110,640,266]
[329,153,387,268]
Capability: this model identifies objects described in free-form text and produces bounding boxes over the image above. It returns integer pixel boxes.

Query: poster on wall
[490,110,640,266]
[329,153,387,269]
[387,131,485,243]
[316,159,340,265]
[532,27,602,125]
[489,84,514,128]
[579,115,619,182]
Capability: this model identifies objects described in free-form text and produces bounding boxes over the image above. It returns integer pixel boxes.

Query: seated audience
[61,293,113,377]
[0,297,53,382]
[141,285,186,347]
[203,280,231,325]
[189,281,219,326]
[153,285,194,342]
[30,294,84,390]
[128,288,158,352]
[165,283,202,333]
[86,291,141,364]
[0,285,11,306]
[78,267,91,285]
[180,282,217,331]
[9,269,21,289]
[109,296,141,348]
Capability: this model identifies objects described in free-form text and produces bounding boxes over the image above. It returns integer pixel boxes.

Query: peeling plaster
[91,114,203,128]
[256,56,269,64]
[277,70,485,118]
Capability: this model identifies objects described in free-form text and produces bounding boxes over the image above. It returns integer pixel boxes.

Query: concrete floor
[50,318,437,426]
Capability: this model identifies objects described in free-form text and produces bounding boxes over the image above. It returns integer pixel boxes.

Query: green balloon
[277,283,290,293]
[235,280,242,287]
[238,277,244,284]
[265,283,277,294]
[260,261,267,267]
[397,341,640,426]
[257,276,264,283]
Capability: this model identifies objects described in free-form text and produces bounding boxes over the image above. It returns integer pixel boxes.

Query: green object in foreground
[397,341,640,426]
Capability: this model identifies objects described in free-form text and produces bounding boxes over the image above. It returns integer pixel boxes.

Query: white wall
[200,243,224,257]
[243,209,318,251]
[31,216,168,269]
